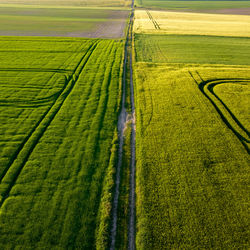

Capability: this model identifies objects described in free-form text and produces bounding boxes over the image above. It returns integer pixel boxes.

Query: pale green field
[134,10,250,37]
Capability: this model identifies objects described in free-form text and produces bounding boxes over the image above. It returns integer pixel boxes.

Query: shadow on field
[189,70,250,153]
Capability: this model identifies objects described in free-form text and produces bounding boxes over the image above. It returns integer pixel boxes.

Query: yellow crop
[134,10,250,37]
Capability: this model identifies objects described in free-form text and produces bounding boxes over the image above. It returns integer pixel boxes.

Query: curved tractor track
[189,70,250,153]
[0,42,98,207]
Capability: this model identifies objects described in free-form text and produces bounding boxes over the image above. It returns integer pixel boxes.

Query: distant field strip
[135,34,250,65]
[0,4,129,38]
[0,0,130,7]
[189,71,250,152]
[0,38,123,249]
[134,10,250,37]
[146,10,160,30]
[135,0,250,11]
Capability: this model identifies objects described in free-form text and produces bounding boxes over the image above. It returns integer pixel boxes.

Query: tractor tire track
[189,71,250,153]
[0,42,98,207]
[146,10,160,30]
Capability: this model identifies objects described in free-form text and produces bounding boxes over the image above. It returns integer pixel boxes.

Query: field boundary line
[0,42,98,207]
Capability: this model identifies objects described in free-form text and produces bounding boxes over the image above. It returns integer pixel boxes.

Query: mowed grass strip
[134,10,250,37]
[134,63,250,249]
[135,34,250,65]
[0,38,123,249]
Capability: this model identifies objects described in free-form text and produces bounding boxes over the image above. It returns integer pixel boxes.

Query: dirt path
[128,9,136,249]
[110,0,136,249]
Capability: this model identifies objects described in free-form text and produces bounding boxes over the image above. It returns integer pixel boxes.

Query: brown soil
[67,11,128,38]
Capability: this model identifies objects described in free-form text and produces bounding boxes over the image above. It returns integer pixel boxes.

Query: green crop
[0,37,123,249]
[134,62,250,249]
[135,34,250,65]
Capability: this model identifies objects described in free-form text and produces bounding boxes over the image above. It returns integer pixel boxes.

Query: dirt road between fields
[110,0,136,249]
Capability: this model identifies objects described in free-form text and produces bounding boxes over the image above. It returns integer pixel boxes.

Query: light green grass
[135,34,250,65]
[135,0,250,10]
[0,37,123,249]
[134,63,250,249]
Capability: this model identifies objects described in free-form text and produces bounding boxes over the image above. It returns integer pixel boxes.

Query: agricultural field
[135,63,250,249]
[135,34,250,64]
[0,0,130,7]
[0,4,129,38]
[135,0,250,14]
[0,37,123,249]
[134,10,250,37]
[133,4,250,249]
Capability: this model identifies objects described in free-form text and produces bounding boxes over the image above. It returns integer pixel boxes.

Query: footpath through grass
[0,37,123,249]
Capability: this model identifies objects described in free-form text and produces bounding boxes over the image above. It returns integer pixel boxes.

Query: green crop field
[135,63,250,249]
[0,37,123,249]
[0,0,250,249]
[135,34,250,64]
[134,4,250,249]
[135,0,250,11]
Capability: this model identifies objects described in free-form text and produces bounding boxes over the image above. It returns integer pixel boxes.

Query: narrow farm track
[0,42,98,207]
[110,0,136,248]
[128,14,136,250]
[146,10,160,30]
[189,71,250,153]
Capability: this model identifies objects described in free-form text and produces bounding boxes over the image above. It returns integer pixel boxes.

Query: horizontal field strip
[0,68,72,73]
[0,41,98,207]
[189,71,250,153]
